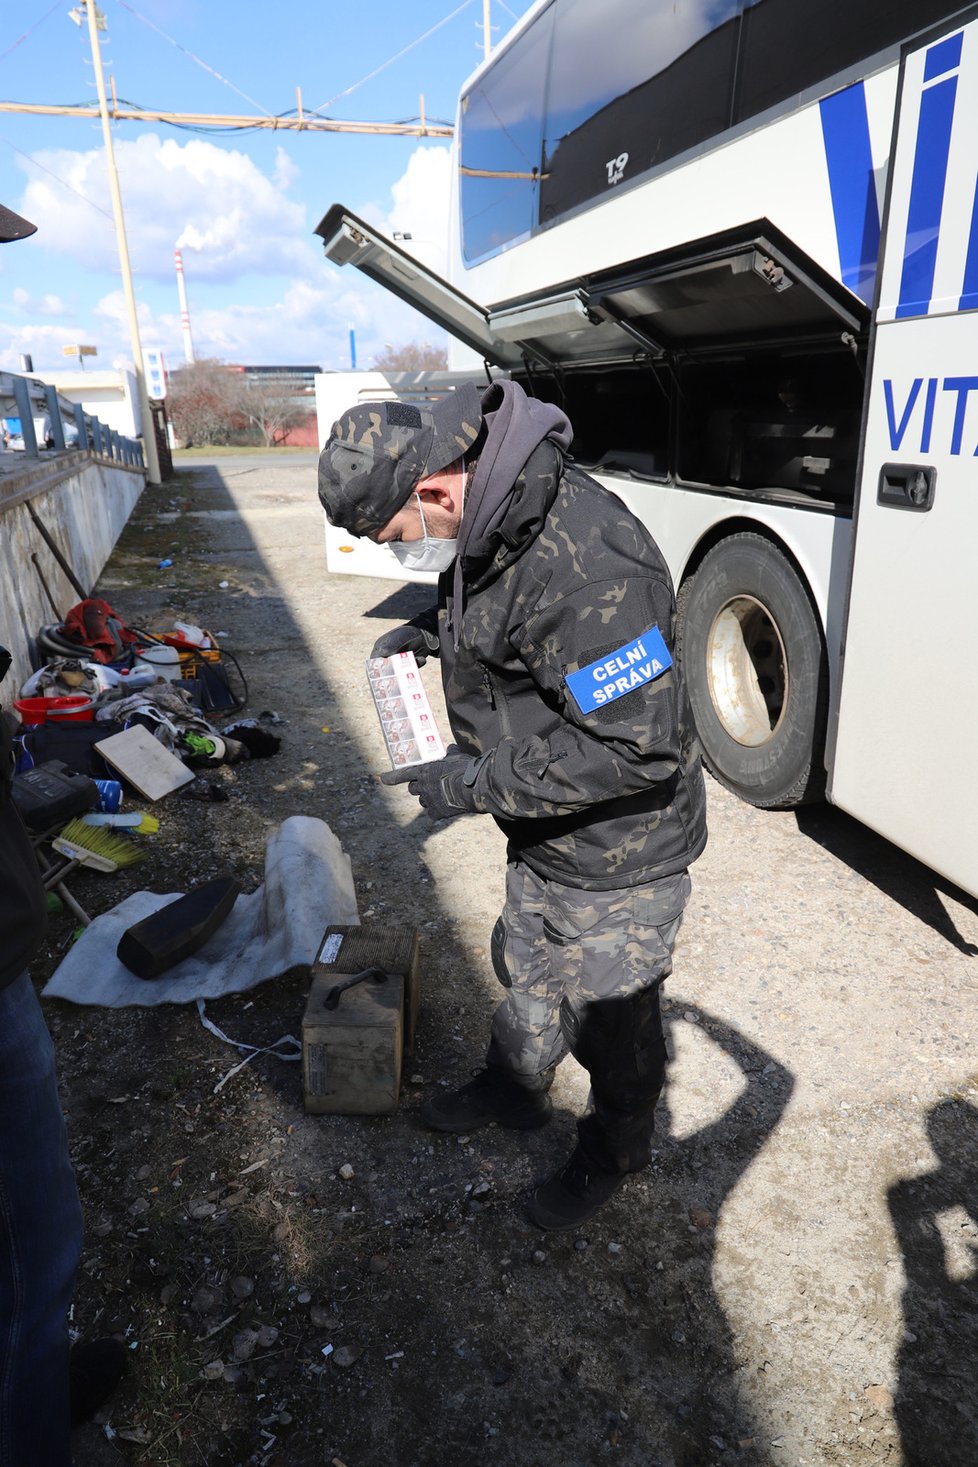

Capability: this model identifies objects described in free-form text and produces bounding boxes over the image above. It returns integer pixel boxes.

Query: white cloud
[3,140,455,371]
[18,133,313,283]
[367,143,452,278]
[166,274,440,370]
[12,287,73,318]
[0,322,87,373]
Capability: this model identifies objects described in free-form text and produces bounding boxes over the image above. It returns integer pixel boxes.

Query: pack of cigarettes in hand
[365,652,447,769]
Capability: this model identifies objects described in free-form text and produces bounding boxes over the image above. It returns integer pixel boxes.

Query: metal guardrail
[0,368,145,469]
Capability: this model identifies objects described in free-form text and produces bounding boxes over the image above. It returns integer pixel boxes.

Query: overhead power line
[313,0,474,113]
[114,0,275,118]
[0,98,453,138]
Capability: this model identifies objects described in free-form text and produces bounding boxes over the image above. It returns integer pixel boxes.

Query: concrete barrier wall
[0,453,145,695]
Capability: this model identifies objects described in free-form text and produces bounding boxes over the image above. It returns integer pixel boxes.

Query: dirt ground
[31,451,978,1467]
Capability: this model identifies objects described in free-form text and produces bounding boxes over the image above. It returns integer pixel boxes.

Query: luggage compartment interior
[676,347,864,504]
[518,340,865,508]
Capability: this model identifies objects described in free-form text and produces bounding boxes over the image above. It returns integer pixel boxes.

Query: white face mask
[389,492,458,573]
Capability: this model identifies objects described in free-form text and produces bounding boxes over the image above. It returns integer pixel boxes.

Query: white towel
[43,815,359,1007]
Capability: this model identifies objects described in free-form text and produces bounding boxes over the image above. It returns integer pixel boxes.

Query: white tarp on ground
[43,816,359,1007]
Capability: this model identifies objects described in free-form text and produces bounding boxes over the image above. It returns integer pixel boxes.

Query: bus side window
[459,6,553,263]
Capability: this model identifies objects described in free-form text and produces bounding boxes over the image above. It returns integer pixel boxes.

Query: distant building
[41,368,141,438]
[227,364,321,446]
[229,365,321,391]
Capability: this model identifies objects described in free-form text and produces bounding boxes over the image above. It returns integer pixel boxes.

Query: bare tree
[372,341,449,371]
[231,376,310,448]
[166,360,240,447]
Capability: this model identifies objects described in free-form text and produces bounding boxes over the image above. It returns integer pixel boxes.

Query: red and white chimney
[174,248,195,365]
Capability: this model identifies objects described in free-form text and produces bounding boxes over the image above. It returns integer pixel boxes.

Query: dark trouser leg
[0,972,83,1467]
[485,861,565,1094]
[549,871,691,1174]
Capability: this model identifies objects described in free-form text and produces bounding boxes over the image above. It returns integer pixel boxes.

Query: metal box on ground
[302,925,420,1116]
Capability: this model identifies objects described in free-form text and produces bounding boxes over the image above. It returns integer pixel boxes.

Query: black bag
[14,724,114,780]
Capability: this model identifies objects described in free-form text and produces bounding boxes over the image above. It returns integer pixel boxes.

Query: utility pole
[83,0,161,483]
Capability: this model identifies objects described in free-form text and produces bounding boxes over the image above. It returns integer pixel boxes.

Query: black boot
[527,1145,628,1231]
[421,1068,553,1133]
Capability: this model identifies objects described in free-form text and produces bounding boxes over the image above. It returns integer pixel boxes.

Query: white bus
[316,0,978,899]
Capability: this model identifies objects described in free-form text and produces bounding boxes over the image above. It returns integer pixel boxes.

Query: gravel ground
[33,451,978,1467]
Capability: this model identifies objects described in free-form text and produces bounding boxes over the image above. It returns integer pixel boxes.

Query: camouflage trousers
[486,861,691,1173]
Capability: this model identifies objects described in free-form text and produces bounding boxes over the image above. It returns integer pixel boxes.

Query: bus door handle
[877,463,936,512]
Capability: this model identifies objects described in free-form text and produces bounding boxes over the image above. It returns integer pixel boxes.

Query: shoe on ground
[527,1145,627,1231]
[69,1337,128,1427]
[421,1068,553,1133]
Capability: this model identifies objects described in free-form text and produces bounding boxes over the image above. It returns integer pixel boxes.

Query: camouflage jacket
[421,443,707,890]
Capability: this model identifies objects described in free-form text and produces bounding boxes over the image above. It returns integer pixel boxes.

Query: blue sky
[0,0,535,375]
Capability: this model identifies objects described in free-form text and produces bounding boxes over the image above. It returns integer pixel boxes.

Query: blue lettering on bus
[819,83,880,307]
[943,378,978,456]
[884,377,978,455]
[883,378,922,450]
[920,376,938,453]
[961,178,978,313]
[896,38,961,320]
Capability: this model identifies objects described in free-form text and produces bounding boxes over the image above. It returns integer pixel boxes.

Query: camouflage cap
[318,381,483,537]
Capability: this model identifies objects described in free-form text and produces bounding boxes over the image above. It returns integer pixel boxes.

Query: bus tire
[676,532,827,809]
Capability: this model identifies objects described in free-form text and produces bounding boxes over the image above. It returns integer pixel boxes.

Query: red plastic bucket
[13,695,95,725]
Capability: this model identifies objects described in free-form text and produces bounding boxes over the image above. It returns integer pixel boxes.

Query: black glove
[370,624,440,665]
[380,748,482,822]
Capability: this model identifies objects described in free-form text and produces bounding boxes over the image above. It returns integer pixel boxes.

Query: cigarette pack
[365,652,446,769]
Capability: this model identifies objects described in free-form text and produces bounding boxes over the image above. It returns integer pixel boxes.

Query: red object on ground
[13,695,95,725]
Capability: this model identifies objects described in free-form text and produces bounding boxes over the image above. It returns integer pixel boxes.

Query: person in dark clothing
[0,203,125,1466]
[319,379,707,1230]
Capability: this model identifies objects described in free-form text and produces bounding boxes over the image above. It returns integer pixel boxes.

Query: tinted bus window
[735,0,957,121]
[459,0,959,263]
[459,5,553,262]
[540,0,741,226]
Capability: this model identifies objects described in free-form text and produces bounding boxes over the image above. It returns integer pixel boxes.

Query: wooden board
[94,725,195,801]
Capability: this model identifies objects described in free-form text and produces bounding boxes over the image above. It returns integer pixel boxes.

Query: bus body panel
[829,16,978,894]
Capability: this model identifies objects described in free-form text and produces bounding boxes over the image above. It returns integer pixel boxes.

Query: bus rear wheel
[676,533,827,808]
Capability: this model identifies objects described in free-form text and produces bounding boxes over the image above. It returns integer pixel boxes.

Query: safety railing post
[43,385,66,450]
[11,376,39,458]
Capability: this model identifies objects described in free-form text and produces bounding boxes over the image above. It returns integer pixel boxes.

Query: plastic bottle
[173,621,205,646]
[103,665,157,690]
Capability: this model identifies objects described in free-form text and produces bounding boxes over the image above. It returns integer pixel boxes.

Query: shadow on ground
[796,804,978,956]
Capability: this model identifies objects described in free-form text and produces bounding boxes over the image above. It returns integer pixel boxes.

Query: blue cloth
[0,972,83,1466]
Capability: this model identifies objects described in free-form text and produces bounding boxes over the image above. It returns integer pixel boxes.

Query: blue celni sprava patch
[565,625,672,716]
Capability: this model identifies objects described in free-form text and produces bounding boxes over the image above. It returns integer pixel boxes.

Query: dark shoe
[421,1069,553,1134]
[69,1337,128,1427]
[527,1146,628,1231]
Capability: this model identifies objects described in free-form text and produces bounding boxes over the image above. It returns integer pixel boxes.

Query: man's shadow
[614,1001,796,1463]
[887,1098,978,1466]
